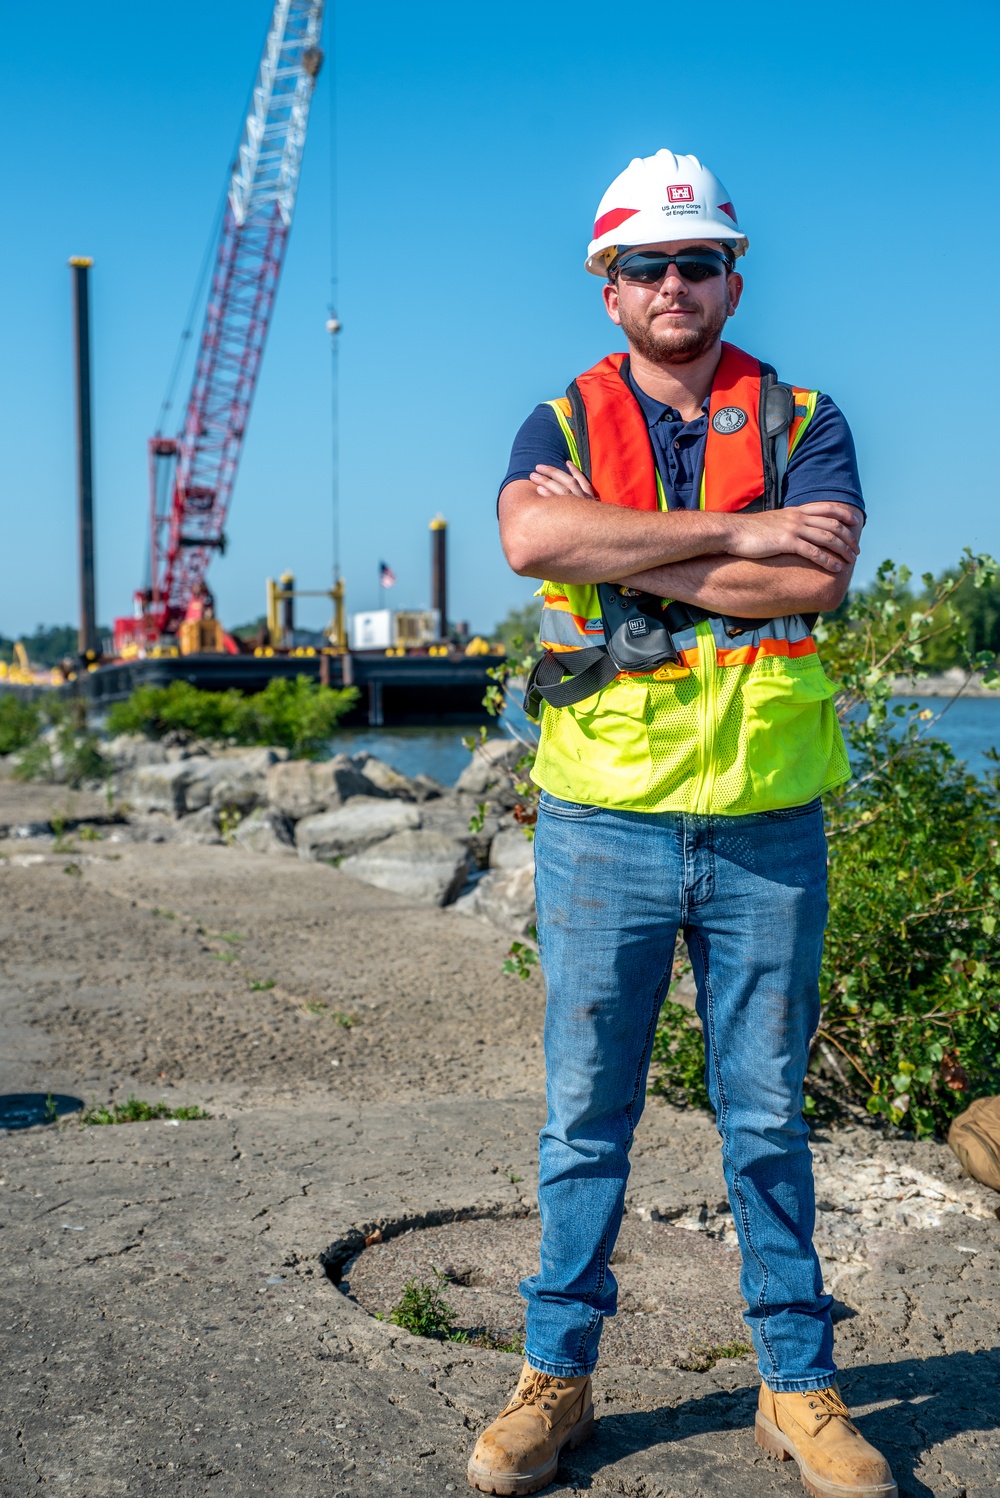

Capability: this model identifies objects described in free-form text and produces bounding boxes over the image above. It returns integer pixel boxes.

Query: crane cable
[152,44,263,440]
[327,1,341,588]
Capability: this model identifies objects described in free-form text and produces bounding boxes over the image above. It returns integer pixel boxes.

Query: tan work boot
[755,1383,897,1498]
[467,1360,594,1495]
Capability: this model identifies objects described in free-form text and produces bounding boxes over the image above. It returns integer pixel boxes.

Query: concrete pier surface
[1,785,998,1496]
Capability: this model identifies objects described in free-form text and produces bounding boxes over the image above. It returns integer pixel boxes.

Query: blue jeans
[521,791,835,1393]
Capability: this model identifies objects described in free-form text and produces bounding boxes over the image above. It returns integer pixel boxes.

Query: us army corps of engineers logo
[712,406,748,434]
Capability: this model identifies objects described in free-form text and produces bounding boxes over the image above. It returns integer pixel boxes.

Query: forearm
[500,477,862,584]
[499,486,732,581]
[624,553,854,617]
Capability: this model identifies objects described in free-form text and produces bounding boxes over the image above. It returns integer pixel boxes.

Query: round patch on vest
[712,406,748,434]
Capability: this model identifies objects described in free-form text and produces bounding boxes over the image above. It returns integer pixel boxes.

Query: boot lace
[804,1387,859,1435]
[499,1371,568,1429]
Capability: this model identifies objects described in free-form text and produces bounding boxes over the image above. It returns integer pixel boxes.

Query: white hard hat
[585,149,748,276]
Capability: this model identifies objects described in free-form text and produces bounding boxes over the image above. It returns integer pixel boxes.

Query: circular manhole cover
[341,1215,750,1369]
[0,1093,83,1130]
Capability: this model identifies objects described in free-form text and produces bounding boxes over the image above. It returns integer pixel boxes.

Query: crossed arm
[498,463,863,617]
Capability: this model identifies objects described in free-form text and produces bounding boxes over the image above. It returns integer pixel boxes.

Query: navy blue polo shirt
[501,366,864,513]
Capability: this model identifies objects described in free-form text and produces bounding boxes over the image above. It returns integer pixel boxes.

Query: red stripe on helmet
[717,201,738,223]
[593,206,639,238]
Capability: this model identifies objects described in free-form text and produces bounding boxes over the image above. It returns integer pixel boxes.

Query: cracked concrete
[0,807,998,1496]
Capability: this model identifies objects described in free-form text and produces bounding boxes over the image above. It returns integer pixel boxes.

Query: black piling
[70,257,97,659]
[430,515,447,642]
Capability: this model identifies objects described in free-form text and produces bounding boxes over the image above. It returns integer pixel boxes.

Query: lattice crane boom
[122,0,324,648]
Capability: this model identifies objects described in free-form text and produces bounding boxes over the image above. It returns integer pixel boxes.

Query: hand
[723,501,862,573]
[529,462,598,500]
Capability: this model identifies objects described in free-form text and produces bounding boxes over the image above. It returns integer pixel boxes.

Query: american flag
[379,561,397,589]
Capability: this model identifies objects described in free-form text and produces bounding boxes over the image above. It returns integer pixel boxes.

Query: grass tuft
[304,1001,356,1026]
[677,1339,751,1372]
[387,1274,456,1340]
[80,1095,210,1126]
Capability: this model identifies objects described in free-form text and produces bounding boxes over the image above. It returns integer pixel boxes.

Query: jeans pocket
[757,798,823,822]
[538,791,602,820]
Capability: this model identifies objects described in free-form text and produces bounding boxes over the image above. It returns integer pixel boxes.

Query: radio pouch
[524,584,680,719]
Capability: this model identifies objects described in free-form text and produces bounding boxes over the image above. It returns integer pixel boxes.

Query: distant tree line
[0,624,110,668]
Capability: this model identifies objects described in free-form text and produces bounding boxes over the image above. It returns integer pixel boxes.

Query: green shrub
[106,676,358,757]
[0,695,41,755]
[818,734,1000,1135]
[650,992,711,1111]
[11,695,109,788]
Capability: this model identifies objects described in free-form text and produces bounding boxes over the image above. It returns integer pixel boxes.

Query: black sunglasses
[612,248,733,285]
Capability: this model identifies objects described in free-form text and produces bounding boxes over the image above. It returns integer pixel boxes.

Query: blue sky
[2,0,999,639]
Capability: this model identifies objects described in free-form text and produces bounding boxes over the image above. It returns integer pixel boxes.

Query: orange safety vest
[568,342,813,513]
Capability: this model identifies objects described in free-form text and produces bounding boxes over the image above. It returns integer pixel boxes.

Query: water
[890,696,1000,775]
[324,697,1000,786]
[325,725,495,787]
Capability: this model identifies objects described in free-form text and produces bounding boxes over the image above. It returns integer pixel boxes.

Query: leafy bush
[12,696,109,788]
[818,735,999,1135]
[807,553,1000,1135]
[0,695,41,755]
[650,988,711,1112]
[106,676,358,757]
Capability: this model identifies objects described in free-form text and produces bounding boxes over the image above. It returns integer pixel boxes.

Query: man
[468,151,896,1498]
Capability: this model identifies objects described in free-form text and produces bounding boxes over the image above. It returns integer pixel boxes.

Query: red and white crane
[115,0,325,653]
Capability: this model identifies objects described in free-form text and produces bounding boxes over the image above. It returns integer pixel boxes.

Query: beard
[617,294,730,366]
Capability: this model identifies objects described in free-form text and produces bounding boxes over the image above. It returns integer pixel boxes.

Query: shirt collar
[626,367,709,426]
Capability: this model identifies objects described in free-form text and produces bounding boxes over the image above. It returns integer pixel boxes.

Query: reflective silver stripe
[539,605,605,648]
[706,613,812,651]
[540,609,811,657]
[669,623,700,657]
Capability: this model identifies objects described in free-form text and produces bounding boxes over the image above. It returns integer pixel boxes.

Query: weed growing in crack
[81,1096,210,1126]
[250,979,276,992]
[304,1001,356,1026]
[677,1339,751,1372]
[387,1273,456,1340]
[503,941,538,981]
[217,808,243,845]
[51,815,72,853]
[381,1270,527,1354]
